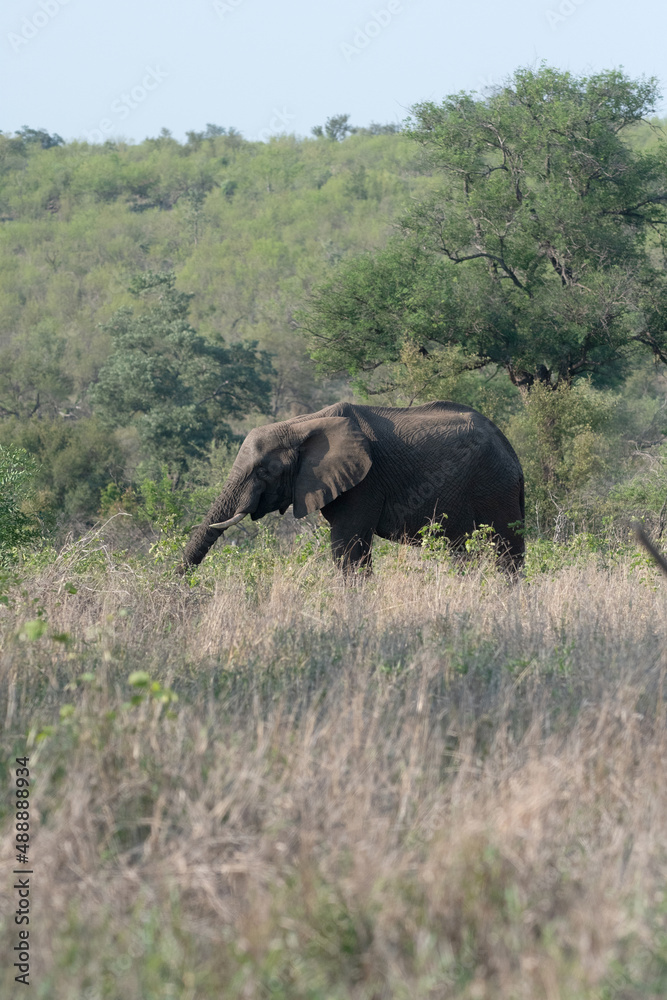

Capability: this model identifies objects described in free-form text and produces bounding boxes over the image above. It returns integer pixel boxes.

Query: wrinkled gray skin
[181,401,525,575]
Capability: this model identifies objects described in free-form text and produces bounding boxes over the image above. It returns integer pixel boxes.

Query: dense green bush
[0,444,42,561]
[0,416,124,523]
[506,380,617,527]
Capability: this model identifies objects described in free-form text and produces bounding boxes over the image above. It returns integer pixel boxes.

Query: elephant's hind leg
[495,529,525,576]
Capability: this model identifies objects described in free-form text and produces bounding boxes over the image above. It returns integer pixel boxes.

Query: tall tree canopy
[90,272,273,476]
[306,66,667,396]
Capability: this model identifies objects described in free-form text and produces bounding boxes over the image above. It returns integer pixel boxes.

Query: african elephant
[181,400,525,575]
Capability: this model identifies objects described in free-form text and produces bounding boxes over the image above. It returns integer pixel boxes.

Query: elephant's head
[181,412,373,567]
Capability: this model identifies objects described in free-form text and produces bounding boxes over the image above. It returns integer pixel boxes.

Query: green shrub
[0,444,42,562]
[0,416,125,522]
[507,380,617,529]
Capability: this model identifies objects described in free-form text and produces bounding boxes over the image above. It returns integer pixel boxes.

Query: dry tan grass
[1,538,667,998]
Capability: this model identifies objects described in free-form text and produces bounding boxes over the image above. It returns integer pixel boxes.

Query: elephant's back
[303,398,523,485]
[368,401,520,464]
[365,400,523,539]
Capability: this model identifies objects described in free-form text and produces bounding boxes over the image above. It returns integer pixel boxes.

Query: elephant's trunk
[179,479,251,570]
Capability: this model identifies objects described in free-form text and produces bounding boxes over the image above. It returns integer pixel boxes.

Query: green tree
[89,272,273,479]
[306,67,667,397]
[15,126,64,149]
[311,114,355,141]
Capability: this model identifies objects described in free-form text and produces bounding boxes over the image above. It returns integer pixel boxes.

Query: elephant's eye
[257,458,283,480]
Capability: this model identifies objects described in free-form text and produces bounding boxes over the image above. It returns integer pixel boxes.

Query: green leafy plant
[463,523,497,563]
[418,517,450,561]
[0,444,42,563]
[126,670,178,713]
[507,380,617,528]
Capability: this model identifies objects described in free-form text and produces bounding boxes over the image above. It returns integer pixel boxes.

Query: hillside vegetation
[0,122,431,523]
[0,124,426,409]
[2,75,667,540]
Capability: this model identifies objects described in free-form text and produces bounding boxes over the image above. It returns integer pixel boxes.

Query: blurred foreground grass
[1,525,667,999]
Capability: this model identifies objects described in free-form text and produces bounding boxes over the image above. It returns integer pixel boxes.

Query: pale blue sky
[2,0,666,143]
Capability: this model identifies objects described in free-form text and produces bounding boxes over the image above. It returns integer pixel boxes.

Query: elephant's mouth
[251,482,292,520]
[209,480,276,530]
[208,479,290,532]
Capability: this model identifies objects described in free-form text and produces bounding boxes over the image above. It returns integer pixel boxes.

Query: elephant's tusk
[209,512,247,531]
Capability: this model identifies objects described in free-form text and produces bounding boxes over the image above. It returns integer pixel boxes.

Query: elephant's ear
[293,417,372,518]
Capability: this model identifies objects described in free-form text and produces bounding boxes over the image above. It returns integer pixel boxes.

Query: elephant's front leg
[321,485,381,579]
[329,523,374,578]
